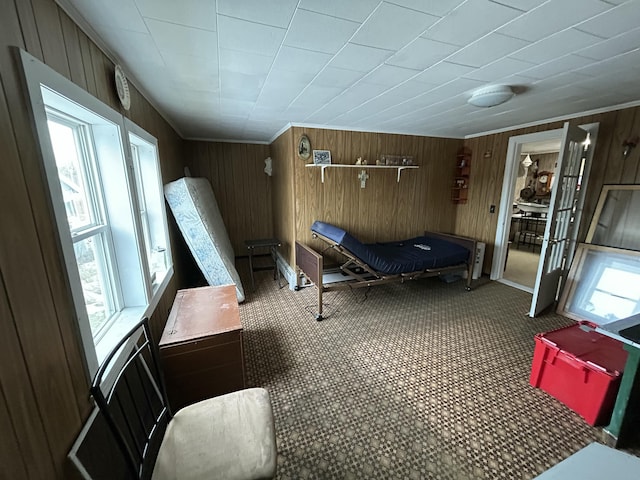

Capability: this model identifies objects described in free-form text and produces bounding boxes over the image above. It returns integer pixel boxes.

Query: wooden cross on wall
[358,169,369,188]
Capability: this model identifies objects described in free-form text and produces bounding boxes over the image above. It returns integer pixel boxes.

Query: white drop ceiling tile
[377,100,421,120]
[385,0,467,17]
[104,30,164,67]
[410,77,485,109]
[386,38,459,70]
[298,0,379,22]
[530,71,593,90]
[329,43,394,72]
[283,105,312,119]
[304,109,339,125]
[313,67,365,88]
[218,15,286,56]
[519,54,595,80]
[333,109,370,126]
[289,86,345,113]
[284,9,359,54]
[75,0,148,33]
[218,99,255,116]
[500,73,539,86]
[463,57,534,82]
[146,19,218,58]
[577,1,640,39]
[574,48,640,77]
[220,71,265,101]
[162,52,218,77]
[219,49,273,76]
[271,46,332,77]
[301,85,347,106]
[349,94,414,118]
[135,0,215,30]
[266,68,318,89]
[509,28,602,64]
[258,79,307,107]
[446,33,529,68]
[575,26,640,60]
[424,0,524,46]
[329,82,391,111]
[149,75,199,103]
[170,72,219,93]
[362,65,420,87]
[351,3,439,50]
[414,61,475,85]
[216,0,297,28]
[497,0,613,42]
[386,80,439,100]
[179,90,219,105]
[497,0,548,11]
[544,84,594,103]
[251,105,288,120]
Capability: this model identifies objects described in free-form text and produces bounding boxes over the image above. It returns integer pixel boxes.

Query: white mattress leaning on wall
[164,177,245,302]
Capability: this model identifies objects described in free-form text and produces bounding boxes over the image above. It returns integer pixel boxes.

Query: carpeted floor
[236,260,639,479]
[504,248,539,289]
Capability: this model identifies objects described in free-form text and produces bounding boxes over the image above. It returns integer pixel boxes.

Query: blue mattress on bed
[311,221,470,275]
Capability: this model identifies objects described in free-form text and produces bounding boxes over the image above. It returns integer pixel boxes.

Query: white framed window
[127,121,172,292]
[20,49,173,377]
[46,112,118,339]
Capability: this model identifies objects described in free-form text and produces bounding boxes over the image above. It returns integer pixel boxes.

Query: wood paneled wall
[456,106,640,273]
[278,126,463,264]
[0,1,184,478]
[270,129,297,265]
[184,141,273,256]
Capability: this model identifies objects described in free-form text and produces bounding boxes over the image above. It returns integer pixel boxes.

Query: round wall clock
[297,134,311,160]
[114,65,131,111]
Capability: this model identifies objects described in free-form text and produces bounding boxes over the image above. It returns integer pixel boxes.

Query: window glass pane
[563,246,640,325]
[130,137,169,285]
[73,235,115,336]
[47,119,96,231]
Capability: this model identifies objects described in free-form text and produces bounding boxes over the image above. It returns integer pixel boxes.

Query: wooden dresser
[159,285,245,411]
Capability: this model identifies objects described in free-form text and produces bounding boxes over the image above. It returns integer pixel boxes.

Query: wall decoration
[313,150,331,165]
[114,65,130,111]
[297,134,311,160]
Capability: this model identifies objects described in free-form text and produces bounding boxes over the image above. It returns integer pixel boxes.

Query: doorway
[491,123,600,315]
[503,139,560,291]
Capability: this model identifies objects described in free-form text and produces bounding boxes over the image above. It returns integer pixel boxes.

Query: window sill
[95,266,174,366]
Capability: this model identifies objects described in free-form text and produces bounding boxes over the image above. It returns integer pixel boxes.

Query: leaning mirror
[586,185,640,251]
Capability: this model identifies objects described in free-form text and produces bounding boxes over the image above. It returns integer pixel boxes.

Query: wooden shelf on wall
[305,164,419,183]
[452,147,472,204]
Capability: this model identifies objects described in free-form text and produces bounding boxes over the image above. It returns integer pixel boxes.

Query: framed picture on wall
[313,150,331,165]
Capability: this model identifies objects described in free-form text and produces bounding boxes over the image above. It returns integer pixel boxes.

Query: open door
[530,122,588,316]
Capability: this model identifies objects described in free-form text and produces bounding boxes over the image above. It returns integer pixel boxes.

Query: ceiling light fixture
[468,85,514,108]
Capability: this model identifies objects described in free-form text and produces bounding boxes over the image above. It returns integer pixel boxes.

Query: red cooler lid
[537,322,628,375]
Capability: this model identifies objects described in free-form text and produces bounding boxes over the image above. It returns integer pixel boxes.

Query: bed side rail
[295,241,325,320]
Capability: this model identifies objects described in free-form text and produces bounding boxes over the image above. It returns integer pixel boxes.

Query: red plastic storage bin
[530,322,628,426]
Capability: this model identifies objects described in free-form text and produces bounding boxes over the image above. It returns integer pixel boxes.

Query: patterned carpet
[237,261,639,479]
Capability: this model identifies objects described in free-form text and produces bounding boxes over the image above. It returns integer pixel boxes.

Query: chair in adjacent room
[88,317,277,480]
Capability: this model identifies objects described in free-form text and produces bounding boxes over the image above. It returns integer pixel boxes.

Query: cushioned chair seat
[153,388,277,480]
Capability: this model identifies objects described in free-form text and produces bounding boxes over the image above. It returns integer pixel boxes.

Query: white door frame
[490,123,599,287]
[491,129,562,282]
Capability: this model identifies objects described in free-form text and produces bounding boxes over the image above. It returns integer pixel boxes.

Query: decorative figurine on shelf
[362,159,368,165]
[355,157,362,165]
[376,159,383,165]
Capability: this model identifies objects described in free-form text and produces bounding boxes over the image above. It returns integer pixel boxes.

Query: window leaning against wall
[20,50,173,378]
